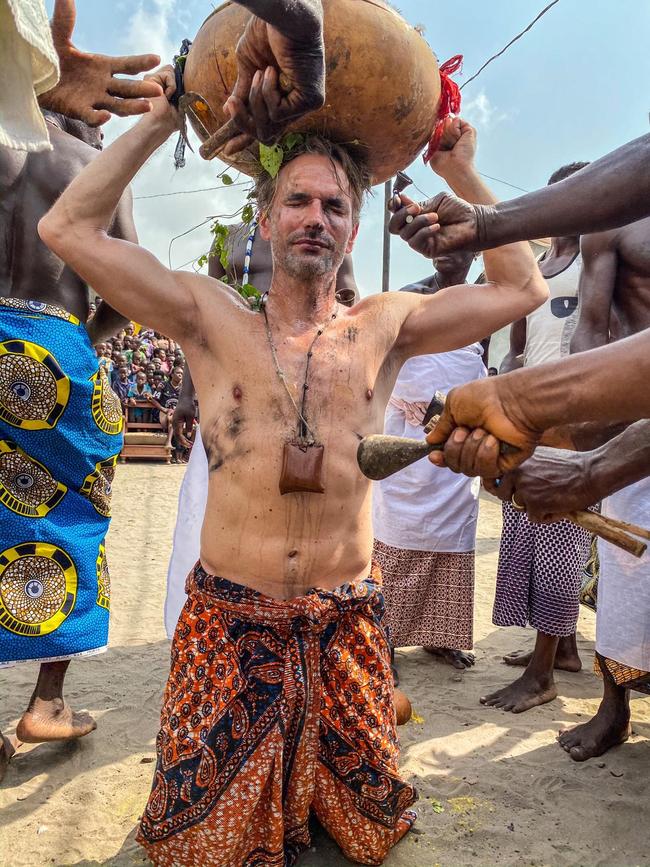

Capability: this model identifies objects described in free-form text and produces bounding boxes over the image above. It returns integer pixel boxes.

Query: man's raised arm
[38,68,199,342]
[416,134,650,255]
[390,119,547,359]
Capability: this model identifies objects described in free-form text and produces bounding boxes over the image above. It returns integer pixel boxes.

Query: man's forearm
[443,164,542,299]
[234,0,322,35]
[585,420,650,501]
[500,329,650,433]
[480,134,650,248]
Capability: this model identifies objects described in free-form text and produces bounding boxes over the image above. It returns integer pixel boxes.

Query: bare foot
[0,730,20,784]
[480,673,557,713]
[425,647,475,670]
[558,709,631,762]
[504,636,582,673]
[16,700,96,744]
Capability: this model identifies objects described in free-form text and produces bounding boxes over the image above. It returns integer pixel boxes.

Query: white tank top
[524,253,581,367]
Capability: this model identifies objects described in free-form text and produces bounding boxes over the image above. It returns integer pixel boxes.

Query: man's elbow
[38,212,68,258]
[522,275,549,314]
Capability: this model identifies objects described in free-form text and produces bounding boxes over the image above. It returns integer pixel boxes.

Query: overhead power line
[460,0,561,91]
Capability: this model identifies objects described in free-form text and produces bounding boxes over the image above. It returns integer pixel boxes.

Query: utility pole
[382,179,392,292]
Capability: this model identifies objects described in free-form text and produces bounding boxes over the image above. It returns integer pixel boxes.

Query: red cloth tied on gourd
[423,54,463,163]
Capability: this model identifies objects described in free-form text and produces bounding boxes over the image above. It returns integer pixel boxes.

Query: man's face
[433,251,474,282]
[259,154,359,282]
[171,367,183,386]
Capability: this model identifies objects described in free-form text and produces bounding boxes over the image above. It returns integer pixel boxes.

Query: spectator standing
[373,251,485,675]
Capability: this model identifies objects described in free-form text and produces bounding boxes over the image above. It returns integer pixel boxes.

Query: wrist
[137,110,178,144]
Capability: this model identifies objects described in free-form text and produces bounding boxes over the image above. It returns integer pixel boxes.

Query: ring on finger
[405,215,414,224]
[511,493,526,511]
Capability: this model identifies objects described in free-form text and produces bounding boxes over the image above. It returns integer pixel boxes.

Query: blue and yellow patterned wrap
[0,297,123,666]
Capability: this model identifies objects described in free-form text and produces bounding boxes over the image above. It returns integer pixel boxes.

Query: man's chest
[195,320,397,444]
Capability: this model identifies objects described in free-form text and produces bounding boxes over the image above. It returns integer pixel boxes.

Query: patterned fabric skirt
[137,562,417,867]
[492,501,592,637]
[372,540,474,650]
[595,655,650,696]
[0,297,123,667]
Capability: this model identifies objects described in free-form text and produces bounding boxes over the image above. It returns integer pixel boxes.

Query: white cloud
[462,91,509,130]
[121,0,176,64]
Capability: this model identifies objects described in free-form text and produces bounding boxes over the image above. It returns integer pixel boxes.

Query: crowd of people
[1,2,649,867]
[94,322,192,461]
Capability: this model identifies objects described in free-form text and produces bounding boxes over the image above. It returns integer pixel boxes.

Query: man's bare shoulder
[580,227,620,257]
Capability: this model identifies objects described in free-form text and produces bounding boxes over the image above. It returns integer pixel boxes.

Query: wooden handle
[199,118,241,160]
[565,510,647,559]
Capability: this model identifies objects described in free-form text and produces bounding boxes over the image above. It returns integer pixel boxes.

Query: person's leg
[314,588,416,865]
[503,632,582,672]
[558,653,631,761]
[425,647,475,669]
[481,630,559,713]
[15,661,95,743]
[0,728,21,784]
[423,552,476,670]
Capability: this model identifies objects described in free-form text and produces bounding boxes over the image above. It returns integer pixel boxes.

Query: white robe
[164,431,208,638]
[0,0,58,152]
[596,477,650,672]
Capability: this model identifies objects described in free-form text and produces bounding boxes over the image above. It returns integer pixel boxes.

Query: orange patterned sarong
[137,563,417,866]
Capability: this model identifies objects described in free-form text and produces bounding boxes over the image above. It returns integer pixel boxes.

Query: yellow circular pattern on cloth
[0,340,69,430]
[0,542,77,636]
[0,440,67,518]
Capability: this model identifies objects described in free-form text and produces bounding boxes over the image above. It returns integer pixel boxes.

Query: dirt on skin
[0,467,649,866]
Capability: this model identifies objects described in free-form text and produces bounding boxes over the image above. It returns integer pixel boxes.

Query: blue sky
[48,0,650,293]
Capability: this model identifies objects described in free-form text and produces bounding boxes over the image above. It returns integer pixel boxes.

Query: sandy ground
[1,463,649,867]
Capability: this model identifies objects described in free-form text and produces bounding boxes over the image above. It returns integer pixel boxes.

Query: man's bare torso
[186,284,400,599]
[611,216,650,336]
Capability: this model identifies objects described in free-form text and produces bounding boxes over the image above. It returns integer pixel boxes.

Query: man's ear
[345,222,360,254]
[259,209,271,241]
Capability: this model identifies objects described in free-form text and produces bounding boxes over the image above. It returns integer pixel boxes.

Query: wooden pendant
[279,440,325,495]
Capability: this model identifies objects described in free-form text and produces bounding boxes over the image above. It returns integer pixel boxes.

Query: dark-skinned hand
[426,378,542,477]
[39,0,161,126]
[221,7,325,155]
[482,450,599,523]
[388,191,482,258]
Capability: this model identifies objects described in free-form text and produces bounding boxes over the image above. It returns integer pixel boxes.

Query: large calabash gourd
[183,0,442,184]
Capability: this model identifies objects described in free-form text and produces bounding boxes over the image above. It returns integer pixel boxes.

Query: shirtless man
[166,224,358,636]
[553,216,650,760]
[0,112,135,783]
[39,73,547,864]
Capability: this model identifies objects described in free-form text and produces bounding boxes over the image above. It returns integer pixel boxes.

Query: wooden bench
[120,400,172,463]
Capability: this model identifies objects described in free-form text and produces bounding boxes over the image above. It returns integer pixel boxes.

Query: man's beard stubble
[272,226,345,281]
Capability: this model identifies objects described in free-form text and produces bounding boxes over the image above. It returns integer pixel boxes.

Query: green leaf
[283,131,304,152]
[221,173,234,185]
[196,254,208,268]
[241,204,255,224]
[430,799,445,814]
[259,142,284,178]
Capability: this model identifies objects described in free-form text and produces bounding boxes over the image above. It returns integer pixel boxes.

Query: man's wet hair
[547,161,590,185]
[254,136,371,222]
